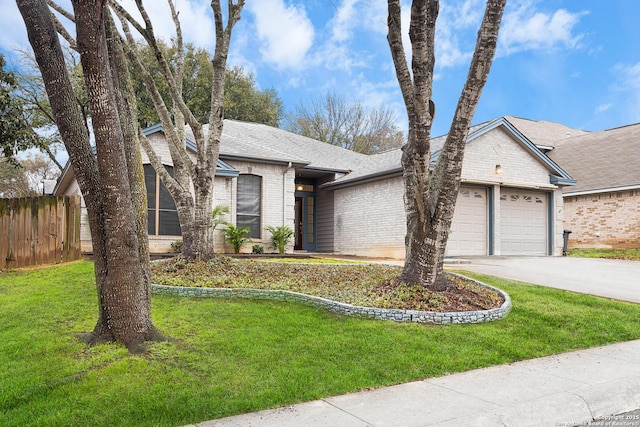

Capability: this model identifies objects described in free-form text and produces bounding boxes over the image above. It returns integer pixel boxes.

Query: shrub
[252,245,264,254]
[221,223,252,254]
[212,205,230,233]
[170,239,183,253]
[265,225,294,254]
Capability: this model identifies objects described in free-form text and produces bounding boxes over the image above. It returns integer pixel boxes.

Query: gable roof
[547,122,640,195]
[142,123,239,177]
[324,117,575,189]
[504,116,590,150]
[52,126,240,196]
[184,120,368,174]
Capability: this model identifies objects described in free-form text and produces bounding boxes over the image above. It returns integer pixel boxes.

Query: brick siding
[564,190,640,249]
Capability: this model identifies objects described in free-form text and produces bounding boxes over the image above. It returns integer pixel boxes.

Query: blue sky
[2,0,639,138]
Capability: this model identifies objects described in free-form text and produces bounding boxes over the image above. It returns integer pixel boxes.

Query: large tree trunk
[388,0,506,291]
[112,0,244,261]
[18,0,161,352]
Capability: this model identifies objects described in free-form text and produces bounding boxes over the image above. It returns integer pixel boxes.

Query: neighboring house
[54,116,578,257]
[546,123,640,249]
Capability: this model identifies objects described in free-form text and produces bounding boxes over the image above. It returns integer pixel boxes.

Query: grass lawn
[2,260,640,426]
[568,248,640,261]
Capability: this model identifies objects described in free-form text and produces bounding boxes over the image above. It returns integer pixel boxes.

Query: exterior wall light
[495,164,502,176]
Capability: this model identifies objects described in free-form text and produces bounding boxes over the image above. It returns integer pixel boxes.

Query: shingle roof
[547,123,640,194]
[325,129,467,187]
[325,118,572,188]
[505,116,589,148]
[190,120,368,172]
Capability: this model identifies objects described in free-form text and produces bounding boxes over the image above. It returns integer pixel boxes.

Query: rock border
[151,272,511,325]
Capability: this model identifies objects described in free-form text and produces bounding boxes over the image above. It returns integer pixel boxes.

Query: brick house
[54,116,578,257]
[546,123,640,249]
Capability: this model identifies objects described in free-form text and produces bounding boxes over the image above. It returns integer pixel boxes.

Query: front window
[144,164,181,236]
[237,174,261,238]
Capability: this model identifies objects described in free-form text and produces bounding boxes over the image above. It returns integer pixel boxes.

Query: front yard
[2,259,640,426]
[568,248,640,261]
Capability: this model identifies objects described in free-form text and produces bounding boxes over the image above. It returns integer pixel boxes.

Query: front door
[294,181,316,251]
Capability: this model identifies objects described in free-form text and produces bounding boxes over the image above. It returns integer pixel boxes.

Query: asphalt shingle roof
[191,120,368,172]
[547,123,640,194]
[504,116,590,148]
[327,122,488,186]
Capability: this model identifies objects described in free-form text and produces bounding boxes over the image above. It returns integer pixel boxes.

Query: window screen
[237,174,261,239]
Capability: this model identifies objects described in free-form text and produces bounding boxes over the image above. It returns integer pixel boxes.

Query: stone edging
[151,272,511,325]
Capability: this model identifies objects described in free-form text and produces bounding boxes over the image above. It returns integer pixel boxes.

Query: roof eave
[322,168,403,189]
[563,184,640,197]
[550,176,577,186]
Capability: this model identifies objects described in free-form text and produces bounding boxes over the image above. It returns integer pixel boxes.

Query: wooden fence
[0,196,81,270]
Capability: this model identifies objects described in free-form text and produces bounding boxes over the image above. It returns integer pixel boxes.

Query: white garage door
[447,187,487,256]
[500,189,548,255]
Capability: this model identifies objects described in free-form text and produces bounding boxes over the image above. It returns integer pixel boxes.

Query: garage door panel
[447,187,487,256]
[500,189,548,256]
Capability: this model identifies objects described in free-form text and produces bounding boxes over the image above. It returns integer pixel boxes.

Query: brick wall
[225,160,295,253]
[464,127,552,187]
[334,176,406,258]
[564,189,640,249]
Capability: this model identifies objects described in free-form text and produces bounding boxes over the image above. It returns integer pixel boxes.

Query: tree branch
[386,0,414,117]
[46,0,74,22]
[114,10,194,179]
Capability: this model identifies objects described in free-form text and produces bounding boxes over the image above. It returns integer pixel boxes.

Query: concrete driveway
[450,256,640,303]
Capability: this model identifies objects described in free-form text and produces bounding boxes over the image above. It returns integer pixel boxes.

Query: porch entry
[294,180,316,251]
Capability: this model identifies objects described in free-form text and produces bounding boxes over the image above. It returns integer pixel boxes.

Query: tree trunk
[18,0,161,352]
[111,0,244,262]
[72,0,160,351]
[387,0,506,291]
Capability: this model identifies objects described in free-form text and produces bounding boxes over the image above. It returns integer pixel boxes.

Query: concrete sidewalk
[193,339,640,427]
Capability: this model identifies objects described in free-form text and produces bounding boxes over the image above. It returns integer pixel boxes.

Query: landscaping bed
[150,256,505,312]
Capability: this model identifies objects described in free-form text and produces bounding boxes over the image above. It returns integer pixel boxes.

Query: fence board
[0,196,81,270]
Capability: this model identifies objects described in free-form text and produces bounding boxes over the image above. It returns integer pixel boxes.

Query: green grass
[2,261,640,426]
[568,248,640,261]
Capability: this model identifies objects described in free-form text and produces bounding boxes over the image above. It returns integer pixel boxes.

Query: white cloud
[616,62,640,89]
[499,1,587,55]
[612,62,640,122]
[595,103,612,114]
[0,3,29,54]
[246,0,314,70]
[330,0,358,42]
[114,0,215,48]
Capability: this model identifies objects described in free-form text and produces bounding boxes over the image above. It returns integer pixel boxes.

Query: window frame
[144,164,181,237]
[236,174,262,239]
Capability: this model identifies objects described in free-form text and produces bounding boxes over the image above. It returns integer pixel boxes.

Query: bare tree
[388,0,506,291]
[17,0,161,352]
[110,0,245,260]
[286,92,404,154]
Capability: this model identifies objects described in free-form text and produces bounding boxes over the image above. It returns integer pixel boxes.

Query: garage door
[447,187,487,256]
[500,189,548,255]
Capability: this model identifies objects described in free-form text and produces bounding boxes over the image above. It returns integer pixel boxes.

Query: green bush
[170,239,183,253]
[265,225,294,254]
[212,205,230,232]
[252,245,264,254]
[221,223,252,254]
